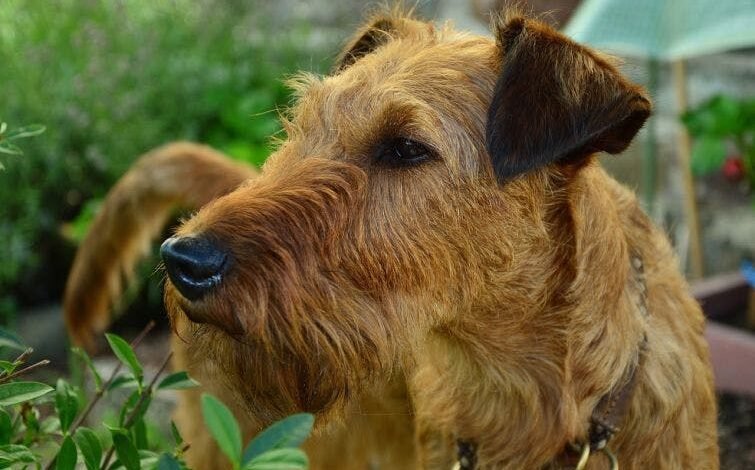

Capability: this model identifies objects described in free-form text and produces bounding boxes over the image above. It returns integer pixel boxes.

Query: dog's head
[161,10,650,423]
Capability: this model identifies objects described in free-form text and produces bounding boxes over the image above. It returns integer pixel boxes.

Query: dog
[64,8,719,469]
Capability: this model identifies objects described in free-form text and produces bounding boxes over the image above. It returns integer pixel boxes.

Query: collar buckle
[573,442,619,470]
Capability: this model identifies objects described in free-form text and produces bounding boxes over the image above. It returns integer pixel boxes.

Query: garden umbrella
[565,0,755,61]
[564,0,755,278]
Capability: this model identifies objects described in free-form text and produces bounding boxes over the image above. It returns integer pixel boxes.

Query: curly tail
[64,142,256,349]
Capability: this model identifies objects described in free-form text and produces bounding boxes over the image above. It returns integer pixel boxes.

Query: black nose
[160,236,228,300]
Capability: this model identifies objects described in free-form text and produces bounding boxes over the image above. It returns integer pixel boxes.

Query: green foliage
[0,122,46,167]
[244,448,309,470]
[0,0,333,321]
[682,94,755,188]
[156,372,199,392]
[0,382,53,406]
[110,427,141,470]
[201,395,312,470]
[55,379,79,433]
[0,326,314,468]
[72,347,103,392]
[242,414,314,464]
[105,334,144,386]
[156,453,183,470]
[56,435,77,470]
[201,394,242,469]
[74,428,103,470]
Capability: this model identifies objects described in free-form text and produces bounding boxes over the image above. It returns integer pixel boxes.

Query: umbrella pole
[643,59,659,212]
[672,59,704,279]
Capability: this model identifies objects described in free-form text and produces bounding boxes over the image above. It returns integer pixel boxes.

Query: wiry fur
[64,142,255,349]
[64,8,718,469]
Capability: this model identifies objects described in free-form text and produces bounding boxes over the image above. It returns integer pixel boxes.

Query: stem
[99,351,173,470]
[0,360,50,384]
[73,321,156,428]
[125,352,172,429]
[43,321,156,470]
[0,348,34,379]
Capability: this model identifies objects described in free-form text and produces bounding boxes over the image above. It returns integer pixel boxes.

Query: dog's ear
[334,13,419,72]
[486,15,652,182]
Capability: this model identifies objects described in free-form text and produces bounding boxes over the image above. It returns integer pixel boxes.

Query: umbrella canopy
[565,0,755,60]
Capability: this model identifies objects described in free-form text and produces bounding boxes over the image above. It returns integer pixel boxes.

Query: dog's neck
[412,166,650,468]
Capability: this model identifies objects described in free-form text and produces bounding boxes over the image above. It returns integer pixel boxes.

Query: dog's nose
[161,236,228,300]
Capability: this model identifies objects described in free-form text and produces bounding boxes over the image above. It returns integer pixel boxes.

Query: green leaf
[138,449,159,468]
[109,450,159,470]
[133,418,148,450]
[691,136,727,176]
[65,198,102,244]
[4,124,46,141]
[243,448,308,470]
[41,415,62,434]
[0,382,54,406]
[56,435,77,470]
[242,414,313,464]
[0,409,11,445]
[118,389,151,428]
[74,427,102,470]
[157,371,199,391]
[201,394,242,468]
[55,379,79,434]
[0,361,17,375]
[105,334,143,383]
[0,141,23,156]
[108,374,138,391]
[682,95,742,137]
[109,428,140,470]
[0,444,37,466]
[0,328,25,351]
[157,453,183,470]
[170,421,184,447]
[72,347,103,392]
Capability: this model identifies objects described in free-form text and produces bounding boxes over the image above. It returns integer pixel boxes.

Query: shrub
[682,94,755,191]
[0,324,314,469]
[0,0,334,321]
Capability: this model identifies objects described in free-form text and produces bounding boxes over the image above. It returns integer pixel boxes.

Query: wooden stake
[672,59,704,279]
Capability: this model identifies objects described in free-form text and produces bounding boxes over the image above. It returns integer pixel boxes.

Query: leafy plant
[0,323,314,469]
[682,94,755,190]
[0,0,336,322]
[0,122,46,169]
[201,395,312,470]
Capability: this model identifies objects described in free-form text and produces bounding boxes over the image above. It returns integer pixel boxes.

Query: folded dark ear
[486,15,652,182]
[334,13,420,72]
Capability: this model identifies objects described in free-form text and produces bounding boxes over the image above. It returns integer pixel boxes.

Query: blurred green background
[0,0,341,323]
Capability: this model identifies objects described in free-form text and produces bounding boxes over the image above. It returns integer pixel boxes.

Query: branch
[70,320,156,432]
[44,320,156,470]
[100,351,173,470]
[0,348,34,379]
[0,360,50,384]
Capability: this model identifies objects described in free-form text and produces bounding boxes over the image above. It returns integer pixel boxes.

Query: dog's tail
[64,142,256,349]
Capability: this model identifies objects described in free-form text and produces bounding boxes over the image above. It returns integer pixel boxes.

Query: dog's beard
[167,287,394,425]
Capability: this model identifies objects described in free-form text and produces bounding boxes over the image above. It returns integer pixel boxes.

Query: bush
[682,94,755,190]
[0,0,334,321]
[0,325,314,469]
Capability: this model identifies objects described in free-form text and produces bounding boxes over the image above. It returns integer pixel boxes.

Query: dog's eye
[375,138,433,167]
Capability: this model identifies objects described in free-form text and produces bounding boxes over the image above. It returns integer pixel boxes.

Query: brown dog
[64,8,719,469]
